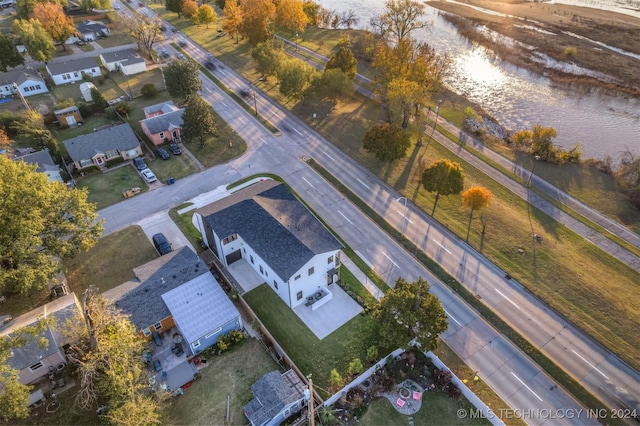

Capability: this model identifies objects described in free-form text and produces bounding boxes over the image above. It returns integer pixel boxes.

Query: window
[74,72,79,78]
[297,291,303,300]
[265,270,268,277]
[273,280,278,289]
[294,274,300,280]
[28,362,44,372]
[159,132,165,140]
[328,255,334,265]
[205,327,222,339]
[91,68,96,73]
[250,255,254,264]
[154,322,162,331]
[222,234,237,245]
[142,328,151,336]
[308,267,314,276]
[79,158,93,167]
[35,84,41,90]
[192,340,201,349]
[105,149,119,159]
[23,86,29,92]
[259,265,264,274]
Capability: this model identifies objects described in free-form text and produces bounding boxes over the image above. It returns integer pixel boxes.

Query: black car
[204,60,216,70]
[157,148,170,160]
[178,40,187,47]
[133,157,147,170]
[168,143,181,155]
[152,233,172,255]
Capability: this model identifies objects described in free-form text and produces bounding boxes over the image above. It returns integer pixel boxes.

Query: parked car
[168,143,181,155]
[157,148,170,160]
[178,40,187,47]
[152,233,172,255]
[138,2,144,7]
[160,49,170,58]
[113,4,120,9]
[76,40,85,46]
[141,168,157,183]
[133,157,147,170]
[175,53,186,60]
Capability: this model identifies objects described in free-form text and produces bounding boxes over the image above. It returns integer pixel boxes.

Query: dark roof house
[244,370,307,426]
[14,148,62,182]
[63,123,142,169]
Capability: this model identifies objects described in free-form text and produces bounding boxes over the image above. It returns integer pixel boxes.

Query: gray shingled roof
[76,21,108,35]
[244,370,306,426]
[101,48,145,66]
[140,109,184,134]
[143,100,177,116]
[0,293,80,371]
[161,272,239,345]
[197,181,343,281]
[14,148,58,173]
[63,123,140,163]
[47,57,99,76]
[103,247,209,331]
[0,69,44,86]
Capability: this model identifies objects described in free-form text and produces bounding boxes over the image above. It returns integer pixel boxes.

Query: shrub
[54,98,75,109]
[105,106,118,120]
[366,345,378,364]
[77,101,92,118]
[564,46,577,57]
[330,368,344,390]
[348,358,363,376]
[141,83,158,98]
[116,102,132,115]
[82,73,94,83]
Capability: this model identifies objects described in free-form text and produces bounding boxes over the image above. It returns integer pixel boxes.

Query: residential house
[0,293,81,385]
[46,57,101,86]
[194,180,344,309]
[14,148,63,182]
[74,20,110,42]
[0,69,48,97]
[103,246,242,355]
[139,101,184,146]
[244,370,308,426]
[79,81,96,102]
[100,48,147,76]
[63,123,141,170]
[54,105,82,127]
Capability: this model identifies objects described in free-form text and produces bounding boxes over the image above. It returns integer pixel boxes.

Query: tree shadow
[526,202,540,284]
[394,143,422,191]
[526,187,562,240]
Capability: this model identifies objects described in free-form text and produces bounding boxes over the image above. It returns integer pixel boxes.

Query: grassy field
[96,34,134,48]
[75,165,147,209]
[162,338,280,425]
[52,76,127,104]
[53,114,116,141]
[184,110,248,168]
[111,67,165,99]
[64,226,158,294]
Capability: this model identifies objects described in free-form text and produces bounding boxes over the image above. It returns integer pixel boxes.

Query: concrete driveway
[137,210,194,254]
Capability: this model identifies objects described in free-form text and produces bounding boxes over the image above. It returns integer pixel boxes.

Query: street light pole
[527,155,541,186]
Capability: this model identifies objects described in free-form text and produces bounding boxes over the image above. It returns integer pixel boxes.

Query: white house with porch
[194,180,344,309]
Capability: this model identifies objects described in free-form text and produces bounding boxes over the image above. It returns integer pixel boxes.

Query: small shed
[54,106,82,126]
[79,82,96,102]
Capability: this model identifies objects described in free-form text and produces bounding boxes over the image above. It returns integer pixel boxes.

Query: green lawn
[146,151,200,182]
[162,338,281,425]
[52,75,126,103]
[76,165,147,210]
[184,109,247,168]
[111,68,166,99]
[64,226,158,295]
[169,203,203,250]
[96,33,134,48]
[52,114,116,142]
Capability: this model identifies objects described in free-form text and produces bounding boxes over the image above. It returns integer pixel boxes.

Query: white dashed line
[338,210,353,225]
[495,288,520,310]
[510,372,543,402]
[571,350,610,379]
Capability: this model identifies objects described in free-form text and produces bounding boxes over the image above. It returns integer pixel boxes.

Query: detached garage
[100,49,147,76]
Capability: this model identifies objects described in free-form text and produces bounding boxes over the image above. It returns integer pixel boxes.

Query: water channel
[317,0,640,160]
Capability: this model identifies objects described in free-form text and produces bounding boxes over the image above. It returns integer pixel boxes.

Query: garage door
[225,249,242,265]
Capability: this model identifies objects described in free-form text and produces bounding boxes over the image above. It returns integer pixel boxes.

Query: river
[317,0,640,161]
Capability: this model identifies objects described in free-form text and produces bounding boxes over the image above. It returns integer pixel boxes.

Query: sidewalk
[341,256,384,301]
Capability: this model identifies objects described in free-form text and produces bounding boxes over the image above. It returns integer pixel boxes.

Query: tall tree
[165,0,185,16]
[325,44,357,80]
[164,58,202,100]
[0,128,10,149]
[387,77,422,128]
[15,0,68,19]
[79,0,110,11]
[512,125,558,162]
[181,0,198,19]
[302,0,319,26]
[373,277,448,350]
[0,157,103,294]
[0,33,25,71]
[362,122,410,162]
[339,9,358,29]
[196,4,216,28]
[222,0,243,43]
[125,16,164,58]
[90,87,108,110]
[275,0,309,36]
[181,95,218,148]
[313,68,353,106]
[31,3,75,51]
[239,0,276,45]
[421,159,464,215]
[277,58,316,100]
[251,40,286,78]
[461,186,493,241]
[12,19,55,63]
[378,0,428,42]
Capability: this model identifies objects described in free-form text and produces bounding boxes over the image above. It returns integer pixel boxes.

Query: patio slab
[227,259,264,293]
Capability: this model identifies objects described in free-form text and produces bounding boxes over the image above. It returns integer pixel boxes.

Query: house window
[296,291,303,300]
[273,280,278,289]
[23,86,29,92]
[250,255,254,264]
[74,72,79,78]
[159,132,165,140]
[192,340,201,349]
[35,84,41,90]
[204,327,222,339]
[222,234,237,245]
[243,248,246,253]
[28,362,44,372]
[259,265,264,274]
[105,149,119,159]
[284,409,290,417]
[308,267,314,276]
[154,322,162,331]
[265,270,268,277]
[328,255,334,264]
[142,328,151,336]
[79,158,93,168]
[294,274,300,280]
[91,68,96,73]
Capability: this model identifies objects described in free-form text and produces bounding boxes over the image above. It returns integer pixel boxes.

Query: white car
[114,4,120,9]
[141,168,157,183]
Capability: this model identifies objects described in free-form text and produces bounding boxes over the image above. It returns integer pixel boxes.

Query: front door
[66,115,76,126]
[95,157,104,166]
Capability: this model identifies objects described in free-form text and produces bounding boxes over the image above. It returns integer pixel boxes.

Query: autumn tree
[222,0,243,43]
[31,2,75,50]
[615,149,640,209]
[196,4,216,28]
[275,0,309,36]
[15,0,67,19]
[378,0,428,42]
[165,0,185,16]
[251,40,286,78]
[126,15,164,57]
[387,77,423,128]
[0,157,103,294]
[13,19,55,63]
[373,277,448,350]
[239,0,276,45]
[181,0,198,19]
[461,186,493,240]
[0,33,25,71]
[362,122,410,162]
[0,128,10,149]
[312,68,353,107]
[80,0,110,11]
[512,124,581,164]
[277,58,316,100]
[164,58,202,100]
[325,44,357,80]
[181,95,218,147]
[302,0,320,25]
[421,159,464,215]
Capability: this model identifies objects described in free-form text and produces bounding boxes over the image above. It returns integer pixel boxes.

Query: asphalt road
[98,4,640,423]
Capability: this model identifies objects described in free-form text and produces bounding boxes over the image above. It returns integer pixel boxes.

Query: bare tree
[380,0,429,42]
[339,9,359,29]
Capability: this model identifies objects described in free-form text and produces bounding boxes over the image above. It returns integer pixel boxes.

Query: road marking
[323,152,335,161]
[292,127,303,136]
[338,210,353,225]
[444,309,461,326]
[431,238,451,254]
[510,372,543,402]
[302,177,315,189]
[220,101,227,107]
[395,210,414,223]
[218,69,226,76]
[357,178,370,190]
[495,288,520,310]
[382,252,399,268]
[238,117,245,124]
[571,350,610,379]
[204,87,211,93]
[259,136,267,145]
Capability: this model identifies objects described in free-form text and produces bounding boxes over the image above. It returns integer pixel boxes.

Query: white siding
[287,250,340,309]
[49,67,102,86]
[121,62,147,76]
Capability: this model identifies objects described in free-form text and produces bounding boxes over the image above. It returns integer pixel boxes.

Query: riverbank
[428,0,640,96]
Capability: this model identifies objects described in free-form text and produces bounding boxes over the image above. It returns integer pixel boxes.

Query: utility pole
[307,374,315,426]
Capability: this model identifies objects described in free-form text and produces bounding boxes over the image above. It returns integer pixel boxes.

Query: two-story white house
[194,180,344,309]
[46,57,101,85]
